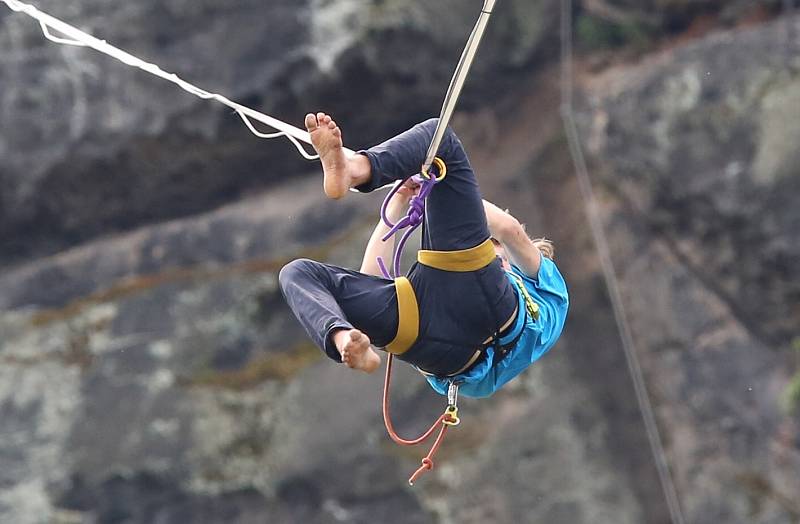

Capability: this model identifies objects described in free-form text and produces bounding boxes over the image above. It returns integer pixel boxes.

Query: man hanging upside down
[279,113,568,398]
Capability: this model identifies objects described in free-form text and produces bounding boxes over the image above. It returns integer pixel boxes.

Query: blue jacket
[424,257,569,397]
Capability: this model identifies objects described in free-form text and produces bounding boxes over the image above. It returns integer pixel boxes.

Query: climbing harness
[384,276,419,356]
[376,0,500,485]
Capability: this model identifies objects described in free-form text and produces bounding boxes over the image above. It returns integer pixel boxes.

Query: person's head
[491,236,554,271]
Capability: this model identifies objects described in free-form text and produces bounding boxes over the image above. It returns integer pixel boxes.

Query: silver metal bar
[421,0,498,175]
[447,382,459,408]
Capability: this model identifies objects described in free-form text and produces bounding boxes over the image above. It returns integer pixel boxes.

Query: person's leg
[307,113,487,251]
[307,111,489,250]
[278,258,399,373]
[358,118,490,251]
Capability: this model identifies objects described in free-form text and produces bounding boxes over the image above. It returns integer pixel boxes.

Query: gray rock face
[583,15,800,345]
[580,14,800,523]
[1,1,799,524]
[583,0,785,29]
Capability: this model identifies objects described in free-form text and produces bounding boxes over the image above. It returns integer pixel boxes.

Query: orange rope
[382,354,457,485]
[408,424,450,485]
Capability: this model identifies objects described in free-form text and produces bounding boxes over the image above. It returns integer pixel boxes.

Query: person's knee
[419,118,458,151]
[420,117,439,130]
[420,117,453,135]
[279,258,316,290]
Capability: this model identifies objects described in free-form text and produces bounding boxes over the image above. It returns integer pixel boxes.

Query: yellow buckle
[420,157,447,182]
[443,405,460,426]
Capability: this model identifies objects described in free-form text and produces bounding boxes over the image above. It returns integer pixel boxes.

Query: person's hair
[519,222,554,260]
[490,234,555,260]
[532,237,554,260]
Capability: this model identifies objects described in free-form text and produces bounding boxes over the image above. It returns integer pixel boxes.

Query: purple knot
[407,196,425,226]
[377,176,438,277]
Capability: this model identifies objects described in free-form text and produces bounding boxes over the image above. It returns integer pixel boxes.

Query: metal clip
[447,382,459,408]
[444,382,460,426]
[443,405,460,426]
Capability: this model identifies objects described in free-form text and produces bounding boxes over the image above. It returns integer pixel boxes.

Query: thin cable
[558,2,686,523]
[786,0,797,71]
[1,0,357,160]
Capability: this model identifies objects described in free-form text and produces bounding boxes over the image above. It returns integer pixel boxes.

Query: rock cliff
[0,1,798,523]
[578,15,800,521]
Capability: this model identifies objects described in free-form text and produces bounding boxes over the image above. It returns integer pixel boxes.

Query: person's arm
[360,218,396,277]
[483,199,542,277]
[360,182,419,276]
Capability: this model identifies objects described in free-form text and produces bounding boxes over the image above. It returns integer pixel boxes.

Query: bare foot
[332,329,381,373]
[305,112,350,199]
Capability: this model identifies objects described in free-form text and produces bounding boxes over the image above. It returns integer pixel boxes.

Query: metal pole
[421,0,498,175]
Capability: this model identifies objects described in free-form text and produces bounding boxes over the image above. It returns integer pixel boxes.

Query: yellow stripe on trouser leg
[417,238,496,272]
[386,277,419,355]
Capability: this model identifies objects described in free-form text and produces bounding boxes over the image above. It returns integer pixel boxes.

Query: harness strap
[382,215,508,364]
[450,283,527,377]
[417,238,496,272]
[418,271,541,378]
[385,277,419,355]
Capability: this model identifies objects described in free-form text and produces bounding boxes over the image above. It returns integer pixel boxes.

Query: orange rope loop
[382,354,460,484]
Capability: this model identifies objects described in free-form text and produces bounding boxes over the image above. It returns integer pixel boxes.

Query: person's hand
[385,179,420,223]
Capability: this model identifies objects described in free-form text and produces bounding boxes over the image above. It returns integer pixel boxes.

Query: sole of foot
[305,112,350,199]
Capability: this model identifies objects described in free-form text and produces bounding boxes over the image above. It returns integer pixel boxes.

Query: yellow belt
[386,277,419,355]
[417,238,496,272]
[386,238,496,356]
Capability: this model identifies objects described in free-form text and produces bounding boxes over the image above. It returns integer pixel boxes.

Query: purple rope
[376,172,440,279]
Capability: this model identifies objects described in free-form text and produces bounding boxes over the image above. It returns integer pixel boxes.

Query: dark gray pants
[279,119,516,376]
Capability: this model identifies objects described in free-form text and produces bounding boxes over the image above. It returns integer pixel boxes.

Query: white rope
[1,0,358,160]
[558,2,686,523]
[39,20,85,46]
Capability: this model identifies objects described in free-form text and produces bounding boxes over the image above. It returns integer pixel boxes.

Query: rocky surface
[580,13,800,523]
[583,13,800,350]
[583,0,785,27]
[1,1,799,523]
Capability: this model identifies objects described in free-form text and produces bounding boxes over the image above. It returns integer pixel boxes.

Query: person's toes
[305,113,318,132]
